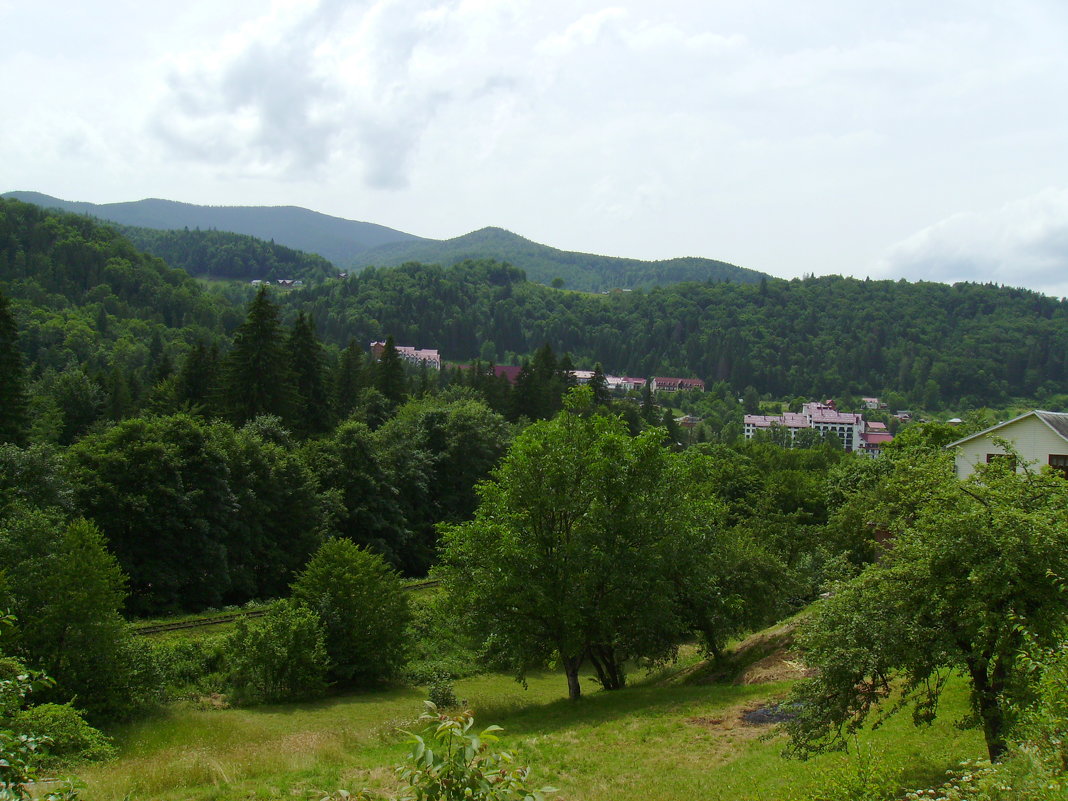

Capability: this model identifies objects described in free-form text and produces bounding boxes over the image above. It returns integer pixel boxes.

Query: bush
[152,634,228,699]
[291,540,410,686]
[396,704,555,801]
[425,673,457,709]
[11,703,115,767]
[224,600,329,705]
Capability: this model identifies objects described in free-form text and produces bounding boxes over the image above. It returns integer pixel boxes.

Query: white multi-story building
[743,401,891,453]
[369,341,442,370]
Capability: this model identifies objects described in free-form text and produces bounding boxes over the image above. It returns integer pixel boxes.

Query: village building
[369,341,442,370]
[743,401,892,454]
[650,377,705,393]
[946,409,1068,479]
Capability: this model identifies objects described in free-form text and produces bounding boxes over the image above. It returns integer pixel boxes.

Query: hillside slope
[356,226,765,291]
[1,191,423,268]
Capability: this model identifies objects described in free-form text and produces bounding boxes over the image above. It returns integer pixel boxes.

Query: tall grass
[79,662,984,801]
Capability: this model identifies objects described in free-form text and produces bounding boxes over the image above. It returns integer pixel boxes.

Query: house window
[1049,455,1068,478]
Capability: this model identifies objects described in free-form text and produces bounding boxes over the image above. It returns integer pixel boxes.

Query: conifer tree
[288,311,330,436]
[373,335,408,408]
[175,341,221,415]
[333,339,367,420]
[221,286,297,426]
[590,363,610,406]
[0,290,28,445]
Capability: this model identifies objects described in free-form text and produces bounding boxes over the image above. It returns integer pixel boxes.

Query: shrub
[425,673,457,709]
[152,634,227,699]
[291,539,410,686]
[224,600,329,704]
[10,703,115,767]
[396,704,555,801]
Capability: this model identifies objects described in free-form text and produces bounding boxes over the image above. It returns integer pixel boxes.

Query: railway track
[133,579,441,635]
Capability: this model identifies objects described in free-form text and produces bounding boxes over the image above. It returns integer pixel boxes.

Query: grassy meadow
[78,642,985,801]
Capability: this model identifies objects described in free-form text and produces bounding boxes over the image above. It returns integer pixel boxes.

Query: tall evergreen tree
[0,290,28,445]
[221,287,297,426]
[333,339,367,420]
[175,341,221,415]
[590,363,610,406]
[288,311,330,436]
[373,335,408,408]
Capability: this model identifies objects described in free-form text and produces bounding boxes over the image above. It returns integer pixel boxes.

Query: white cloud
[877,188,1068,298]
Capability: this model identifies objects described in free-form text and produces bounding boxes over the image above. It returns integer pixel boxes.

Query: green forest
[1,196,1066,801]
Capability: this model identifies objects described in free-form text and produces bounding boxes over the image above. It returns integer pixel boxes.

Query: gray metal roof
[946,409,1068,449]
[1036,410,1068,440]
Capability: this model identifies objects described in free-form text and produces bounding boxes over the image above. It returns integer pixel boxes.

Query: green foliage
[221,286,298,426]
[353,224,759,292]
[291,539,411,687]
[0,512,157,722]
[151,634,228,699]
[224,599,329,705]
[784,450,1068,763]
[425,675,458,710]
[9,704,115,767]
[0,290,27,446]
[440,388,744,699]
[396,704,555,801]
[119,226,336,282]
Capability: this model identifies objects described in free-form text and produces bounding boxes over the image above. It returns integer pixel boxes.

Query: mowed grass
[79,655,985,801]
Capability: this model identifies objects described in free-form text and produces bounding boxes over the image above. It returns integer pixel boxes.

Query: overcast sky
[3,0,1068,297]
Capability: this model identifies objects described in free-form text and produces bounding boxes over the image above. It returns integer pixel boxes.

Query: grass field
[78,644,985,801]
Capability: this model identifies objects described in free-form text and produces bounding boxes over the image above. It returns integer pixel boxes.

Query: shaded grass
[81,658,985,801]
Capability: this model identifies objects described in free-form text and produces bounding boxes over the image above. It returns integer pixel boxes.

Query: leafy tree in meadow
[784,450,1068,762]
[221,286,297,426]
[440,387,729,700]
[290,539,410,686]
[0,290,27,446]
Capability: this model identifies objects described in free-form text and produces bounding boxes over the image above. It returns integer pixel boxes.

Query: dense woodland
[1,196,1067,800]
[120,226,336,283]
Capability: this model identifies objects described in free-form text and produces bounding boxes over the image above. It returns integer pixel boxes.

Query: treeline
[295,261,1068,408]
[120,225,336,282]
[353,226,762,292]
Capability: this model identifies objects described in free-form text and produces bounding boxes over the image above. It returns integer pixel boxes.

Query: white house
[946,410,1068,479]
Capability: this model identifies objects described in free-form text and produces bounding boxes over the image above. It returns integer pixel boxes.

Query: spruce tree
[373,335,408,408]
[0,290,28,445]
[288,311,330,436]
[221,286,297,426]
[333,339,366,420]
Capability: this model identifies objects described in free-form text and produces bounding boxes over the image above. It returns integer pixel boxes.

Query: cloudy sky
[3,0,1068,297]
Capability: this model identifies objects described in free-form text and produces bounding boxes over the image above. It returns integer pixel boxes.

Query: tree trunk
[966,657,1007,762]
[564,655,583,700]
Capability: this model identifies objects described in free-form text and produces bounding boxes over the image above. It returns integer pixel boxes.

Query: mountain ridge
[2,190,767,292]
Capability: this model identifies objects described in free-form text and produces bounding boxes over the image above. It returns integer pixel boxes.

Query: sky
[3,0,1068,297]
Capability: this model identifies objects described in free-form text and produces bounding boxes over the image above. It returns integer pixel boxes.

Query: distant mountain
[356,226,765,292]
[1,191,423,268]
[4,192,766,292]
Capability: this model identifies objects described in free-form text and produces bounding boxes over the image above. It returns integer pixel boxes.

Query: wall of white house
[954,415,1068,478]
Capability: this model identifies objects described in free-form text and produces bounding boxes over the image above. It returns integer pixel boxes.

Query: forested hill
[4,192,764,292]
[296,261,1068,408]
[1,191,423,268]
[119,226,337,283]
[354,226,765,291]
